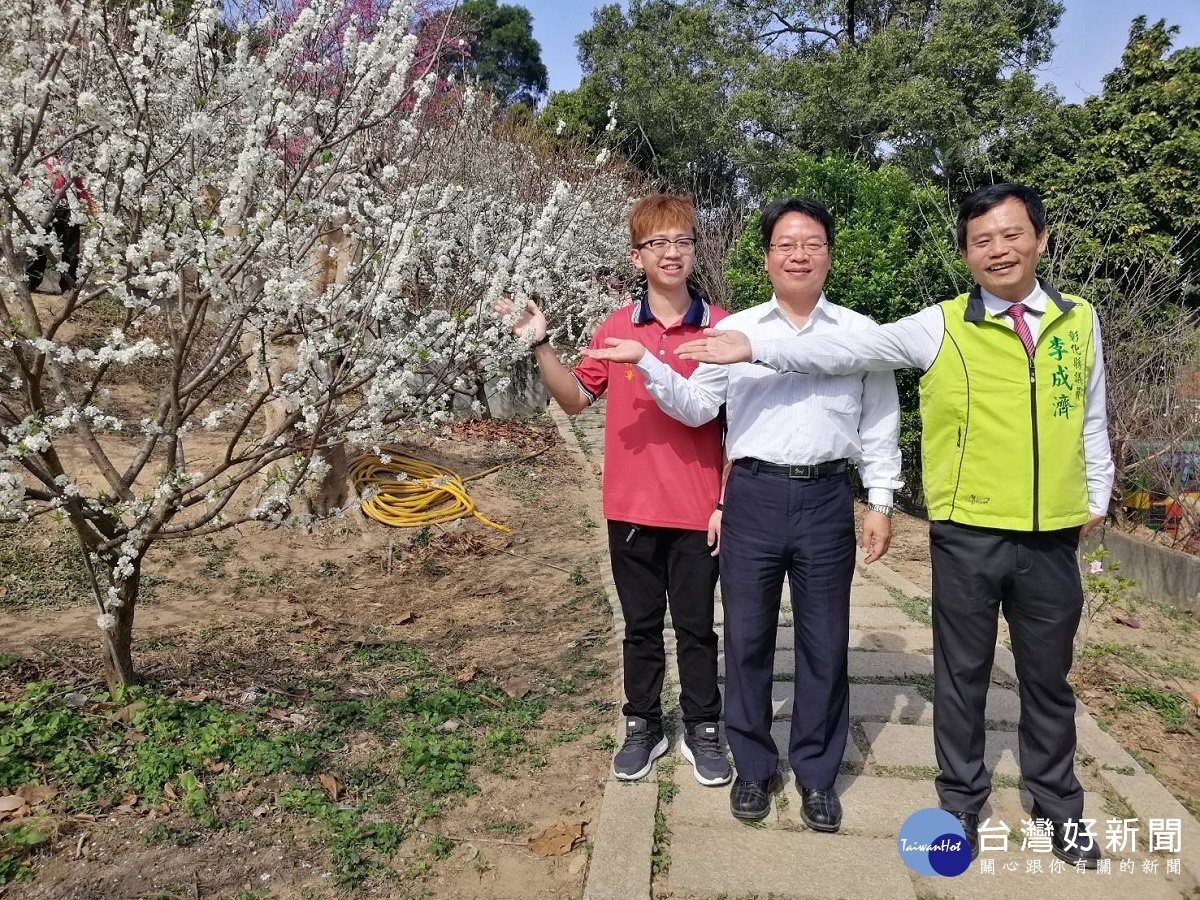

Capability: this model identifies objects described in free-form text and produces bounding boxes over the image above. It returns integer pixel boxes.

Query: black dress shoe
[948,811,979,859]
[729,773,782,821]
[800,786,842,832]
[1032,805,1101,868]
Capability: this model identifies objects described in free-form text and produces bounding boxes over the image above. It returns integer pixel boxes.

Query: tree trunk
[101,566,140,690]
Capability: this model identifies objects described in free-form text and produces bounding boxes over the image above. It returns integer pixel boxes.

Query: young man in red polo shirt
[496,195,731,786]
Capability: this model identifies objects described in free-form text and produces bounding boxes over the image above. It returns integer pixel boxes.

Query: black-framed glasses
[768,240,829,256]
[635,237,697,254]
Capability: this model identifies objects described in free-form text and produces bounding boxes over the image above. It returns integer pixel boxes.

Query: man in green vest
[673,184,1113,867]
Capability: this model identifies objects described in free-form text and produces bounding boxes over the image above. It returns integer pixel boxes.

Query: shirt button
[659,349,666,355]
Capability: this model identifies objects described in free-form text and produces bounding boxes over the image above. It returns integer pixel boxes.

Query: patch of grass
[888,587,932,627]
[569,567,588,586]
[0,823,47,885]
[0,523,92,609]
[593,733,617,752]
[651,805,671,876]
[0,654,20,670]
[872,765,942,781]
[425,832,454,860]
[0,640,547,889]
[1114,682,1189,730]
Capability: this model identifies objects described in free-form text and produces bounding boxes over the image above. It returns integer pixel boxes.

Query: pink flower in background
[1088,560,1103,574]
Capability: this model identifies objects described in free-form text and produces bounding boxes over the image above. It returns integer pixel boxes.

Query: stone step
[666,825,918,899]
[849,605,927,630]
[862,721,1021,779]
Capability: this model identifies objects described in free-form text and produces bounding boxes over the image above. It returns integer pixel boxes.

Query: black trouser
[719,466,855,787]
[25,204,80,290]
[607,521,721,727]
[930,520,1085,822]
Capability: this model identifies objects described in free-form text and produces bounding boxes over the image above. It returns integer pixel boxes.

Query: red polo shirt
[573,294,728,531]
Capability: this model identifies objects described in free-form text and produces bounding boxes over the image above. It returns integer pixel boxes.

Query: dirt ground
[864,506,1200,821]
[0,418,617,899]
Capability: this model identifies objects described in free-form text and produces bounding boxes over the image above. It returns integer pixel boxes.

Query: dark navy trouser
[719,465,856,787]
[930,520,1086,821]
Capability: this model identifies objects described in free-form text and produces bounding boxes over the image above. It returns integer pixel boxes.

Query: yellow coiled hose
[350,446,549,533]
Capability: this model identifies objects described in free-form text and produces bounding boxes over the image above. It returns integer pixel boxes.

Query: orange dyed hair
[628,194,696,246]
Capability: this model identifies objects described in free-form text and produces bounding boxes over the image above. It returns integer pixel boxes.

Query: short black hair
[759,198,835,251]
[956,183,1046,250]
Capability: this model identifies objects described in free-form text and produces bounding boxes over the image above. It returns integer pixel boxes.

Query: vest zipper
[1028,355,1039,531]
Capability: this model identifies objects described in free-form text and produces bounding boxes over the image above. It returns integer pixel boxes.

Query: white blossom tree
[0,0,634,686]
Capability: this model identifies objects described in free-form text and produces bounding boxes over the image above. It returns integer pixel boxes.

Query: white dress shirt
[635,295,903,506]
[749,282,1115,516]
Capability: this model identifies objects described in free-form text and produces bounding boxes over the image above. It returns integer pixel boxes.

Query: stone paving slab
[851,582,897,606]
[848,627,932,653]
[582,780,657,900]
[849,605,925,630]
[847,683,932,724]
[667,826,919,899]
[862,722,1022,779]
[848,650,934,679]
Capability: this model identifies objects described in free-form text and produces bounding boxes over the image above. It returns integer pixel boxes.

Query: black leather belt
[735,457,848,480]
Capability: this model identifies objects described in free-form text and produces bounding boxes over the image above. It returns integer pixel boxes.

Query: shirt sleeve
[751,306,944,374]
[572,318,612,403]
[634,351,728,426]
[1084,306,1116,517]
[855,369,904,506]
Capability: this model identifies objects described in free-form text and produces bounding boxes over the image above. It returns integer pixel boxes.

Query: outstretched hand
[494,296,547,342]
[579,337,647,364]
[675,329,753,364]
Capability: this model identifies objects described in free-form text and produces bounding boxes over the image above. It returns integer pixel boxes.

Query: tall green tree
[453,0,549,107]
[719,0,1065,190]
[542,0,744,202]
[1031,17,1200,303]
[545,0,1065,198]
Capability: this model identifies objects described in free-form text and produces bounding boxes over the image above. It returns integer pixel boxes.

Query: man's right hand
[580,337,647,364]
[494,296,547,342]
[675,328,752,364]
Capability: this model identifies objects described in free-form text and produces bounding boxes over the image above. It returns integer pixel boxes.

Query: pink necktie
[1006,303,1035,357]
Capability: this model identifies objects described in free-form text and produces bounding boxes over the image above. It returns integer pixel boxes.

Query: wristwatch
[530,334,551,350]
[866,502,893,518]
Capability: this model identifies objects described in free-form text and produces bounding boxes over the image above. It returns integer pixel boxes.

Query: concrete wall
[1082,529,1200,616]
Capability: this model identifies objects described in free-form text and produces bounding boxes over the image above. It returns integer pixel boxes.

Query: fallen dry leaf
[251,803,270,818]
[181,691,210,702]
[163,784,179,801]
[436,719,461,734]
[318,773,342,801]
[267,707,289,720]
[503,677,530,700]
[0,796,27,820]
[527,821,584,857]
[112,701,147,723]
[1189,690,1200,714]
[393,611,414,625]
[454,667,477,684]
[568,854,587,876]
[124,729,146,743]
[15,785,57,807]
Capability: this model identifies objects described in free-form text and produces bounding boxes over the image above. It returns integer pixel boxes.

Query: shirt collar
[759,293,833,325]
[632,288,711,327]
[981,283,1047,320]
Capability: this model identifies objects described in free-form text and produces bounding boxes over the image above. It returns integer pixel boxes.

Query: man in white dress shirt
[583,198,902,827]
[675,184,1113,866]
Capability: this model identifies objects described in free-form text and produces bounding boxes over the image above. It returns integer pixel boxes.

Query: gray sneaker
[612,716,668,780]
[682,722,733,786]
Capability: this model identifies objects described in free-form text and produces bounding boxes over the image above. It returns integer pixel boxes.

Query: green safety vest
[920,282,1093,531]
